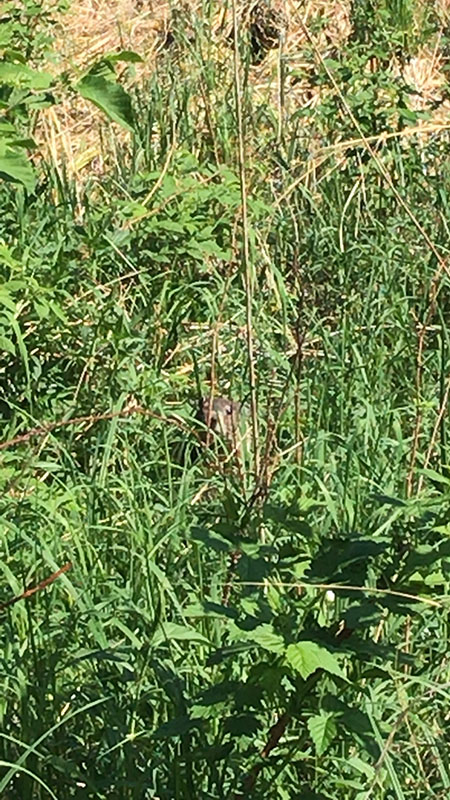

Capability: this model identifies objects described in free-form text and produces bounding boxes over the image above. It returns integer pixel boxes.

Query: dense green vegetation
[1,1,450,797]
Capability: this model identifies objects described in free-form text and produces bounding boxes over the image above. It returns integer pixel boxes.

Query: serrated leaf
[249,624,285,654]
[76,75,134,131]
[307,711,337,755]
[285,641,344,680]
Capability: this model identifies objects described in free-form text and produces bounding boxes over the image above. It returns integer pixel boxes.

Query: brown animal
[198,396,241,446]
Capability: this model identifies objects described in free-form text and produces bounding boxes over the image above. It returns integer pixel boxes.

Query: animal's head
[200,396,241,438]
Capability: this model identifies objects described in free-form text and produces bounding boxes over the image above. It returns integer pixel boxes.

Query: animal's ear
[196,398,207,419]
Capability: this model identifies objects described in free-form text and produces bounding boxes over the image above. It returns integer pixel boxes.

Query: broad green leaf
[76,75,134,131]
[197,239,229,257]
[119,201,147,219]
[153,220,186,233]
[0,62,52,89]
[434,523,450,536]
[4,280,27,292]
[249,624,285,654]
[224,714,260,736]
[151,622,210,648]
[8,137,36,149]
[285,641,344,680]
[323,58,342,69]
[307,711,337,755]
[0,147,36,192]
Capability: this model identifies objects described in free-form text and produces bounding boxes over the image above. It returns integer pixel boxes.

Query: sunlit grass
[1,2,450,798]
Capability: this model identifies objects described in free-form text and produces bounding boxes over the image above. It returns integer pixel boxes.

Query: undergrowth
[1,1,450,798]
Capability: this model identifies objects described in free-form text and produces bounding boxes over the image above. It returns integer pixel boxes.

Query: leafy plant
[1,1,450,798]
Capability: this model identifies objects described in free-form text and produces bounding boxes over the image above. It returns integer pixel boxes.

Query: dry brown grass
[37,0,173,173]
[54,0,170,72]
[34,0,450,175]
[35,0,354,172]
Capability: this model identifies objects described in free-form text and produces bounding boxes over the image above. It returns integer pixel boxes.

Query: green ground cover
[1,1,450,797]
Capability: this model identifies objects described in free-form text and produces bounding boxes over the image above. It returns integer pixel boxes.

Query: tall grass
[1,1,450,798]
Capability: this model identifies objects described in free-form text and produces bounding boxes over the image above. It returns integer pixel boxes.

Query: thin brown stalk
[0,562,72,615]
[416,371,450,494]
[233,712,291,798]
[363,709,409,800]
[236,581,441,608]
[231,0,260,478]
[407,270,446,496]
[0,403,201,452]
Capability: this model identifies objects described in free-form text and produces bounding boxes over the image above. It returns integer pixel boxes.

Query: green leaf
[322,58,342,69]
[307,711,337,755]
[76,75,134,131]
[151,622,211,648]
[8,137,36,150]
[153,219,185,233]
[10,317,30,387]
[285,641,345,680]
[347,756,375,780]
[249,624,285,654]
[398,107,418,123]
[0,287,16,311]
[103,50,144,63]
[419,468,450,485]
[223,714,260,736]
[0,25,14,49]
[113,619,143,649]
[154,715,203,739]
[0,335,15,355]
[0,121,17,136]
[0,147,36,191]
[119,201,147,219]
[0,62,52,89]
[197,239,229,257]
